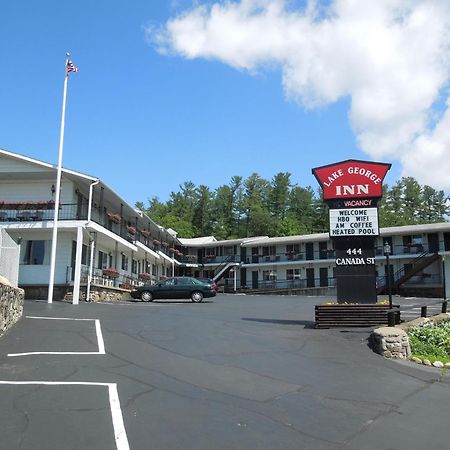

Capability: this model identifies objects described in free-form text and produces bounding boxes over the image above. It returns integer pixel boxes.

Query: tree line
[136,174,449,239]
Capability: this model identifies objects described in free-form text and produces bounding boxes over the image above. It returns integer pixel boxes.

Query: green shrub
[408,322,450,361]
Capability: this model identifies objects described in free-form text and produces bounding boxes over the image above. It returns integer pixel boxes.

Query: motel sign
[312,160,391,303]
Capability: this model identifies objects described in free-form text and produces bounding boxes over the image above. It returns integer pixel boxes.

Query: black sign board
[334,237,376,303]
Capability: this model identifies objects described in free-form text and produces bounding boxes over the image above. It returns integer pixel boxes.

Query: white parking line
[8,316,106,357]
[0,381,130,450]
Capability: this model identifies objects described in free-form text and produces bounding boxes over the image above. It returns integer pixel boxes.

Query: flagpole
[48,53,71,304]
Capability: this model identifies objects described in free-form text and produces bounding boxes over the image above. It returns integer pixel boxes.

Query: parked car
[130,277,217,303]
[196,277,219,292]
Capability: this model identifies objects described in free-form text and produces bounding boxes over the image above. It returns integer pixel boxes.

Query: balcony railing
[202,254,240,264]
[75,266,155,290]
[224,276,337,290]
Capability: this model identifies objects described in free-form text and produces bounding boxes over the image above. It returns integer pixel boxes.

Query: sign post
[312,160,390,304]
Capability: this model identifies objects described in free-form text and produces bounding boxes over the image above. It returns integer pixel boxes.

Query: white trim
[135,240,160,259]
[157,250,175,263]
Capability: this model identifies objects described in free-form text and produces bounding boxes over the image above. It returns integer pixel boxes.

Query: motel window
[262,246,276,256]
[263,270,277,281]
[98,251,106,269]
[132,259,138,274]
[81,244,88,265]
[286,244,300,254]
[286,269,301,280]
[224,246,234,256]
[121,254,129,271]
[23,240,46,265]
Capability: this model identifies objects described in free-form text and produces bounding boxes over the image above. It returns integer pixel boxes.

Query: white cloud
[149,0,450,190]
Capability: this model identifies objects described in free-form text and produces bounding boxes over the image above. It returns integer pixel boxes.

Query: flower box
[107,212,121,224]
[169,247,177,253]
[0,200,55,210]
[140,230,151,238]
[161,242,169,247]
[102,267,119,278]
[139,272,152,280]
[127,226,136,235]
[119,283,132,290]
[153,239,161,245]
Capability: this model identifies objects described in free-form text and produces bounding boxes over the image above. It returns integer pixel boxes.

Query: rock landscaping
[0,276,24,336]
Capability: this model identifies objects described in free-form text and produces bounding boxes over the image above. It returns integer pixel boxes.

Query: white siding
[0,179,75,204]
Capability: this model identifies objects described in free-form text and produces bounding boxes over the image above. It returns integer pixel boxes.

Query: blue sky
[2,1,449,205]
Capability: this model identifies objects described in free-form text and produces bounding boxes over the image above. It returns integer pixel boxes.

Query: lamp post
[442,255,446,301]
[384,242,392,309]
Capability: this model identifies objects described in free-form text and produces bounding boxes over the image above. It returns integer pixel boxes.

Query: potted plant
[127,226,136,235]
[153,239,161,246]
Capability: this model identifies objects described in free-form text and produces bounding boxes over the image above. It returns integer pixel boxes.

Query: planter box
[315,304,400,329]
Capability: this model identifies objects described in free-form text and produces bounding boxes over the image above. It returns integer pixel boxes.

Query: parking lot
[0,294,449,449]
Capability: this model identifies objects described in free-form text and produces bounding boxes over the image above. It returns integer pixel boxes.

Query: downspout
[86,179,100,302]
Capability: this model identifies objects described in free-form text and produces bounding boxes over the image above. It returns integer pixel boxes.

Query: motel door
[306,268,315,288]
[252,271,259,289]
[319,268,328,287]
[305,243,314,261]
[428,233,439,253]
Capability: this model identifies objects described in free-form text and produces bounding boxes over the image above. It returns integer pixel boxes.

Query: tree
[379,177,449,227]
[192,185,213,236]
[137,174,448,239]
[243,173,273,236]
[268,172,291,222]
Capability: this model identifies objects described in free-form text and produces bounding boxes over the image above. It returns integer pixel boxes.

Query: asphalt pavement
[0,294,449,450]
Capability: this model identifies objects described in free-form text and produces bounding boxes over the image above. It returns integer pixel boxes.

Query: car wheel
[191,291,203,303]
[140,291,153,302]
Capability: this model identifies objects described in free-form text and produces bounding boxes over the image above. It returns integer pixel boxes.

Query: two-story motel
[1,148,449,301]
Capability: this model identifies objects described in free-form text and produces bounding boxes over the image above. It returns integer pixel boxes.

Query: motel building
[1,148,450,301]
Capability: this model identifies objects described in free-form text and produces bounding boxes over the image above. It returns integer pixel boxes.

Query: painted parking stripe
[0,381,130,450]
[8,316,106,357]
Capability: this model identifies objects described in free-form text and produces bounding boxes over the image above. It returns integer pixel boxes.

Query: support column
[72,226,83,305]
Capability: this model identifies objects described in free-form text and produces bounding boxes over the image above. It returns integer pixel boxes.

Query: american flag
[66,59,78,75]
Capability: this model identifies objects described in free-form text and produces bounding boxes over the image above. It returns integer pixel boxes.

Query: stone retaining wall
[0,280,24,336]
[63,285,132,303]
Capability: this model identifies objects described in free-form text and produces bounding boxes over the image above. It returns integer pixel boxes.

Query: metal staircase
[377,251,440,295]
[212,256,241,283]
